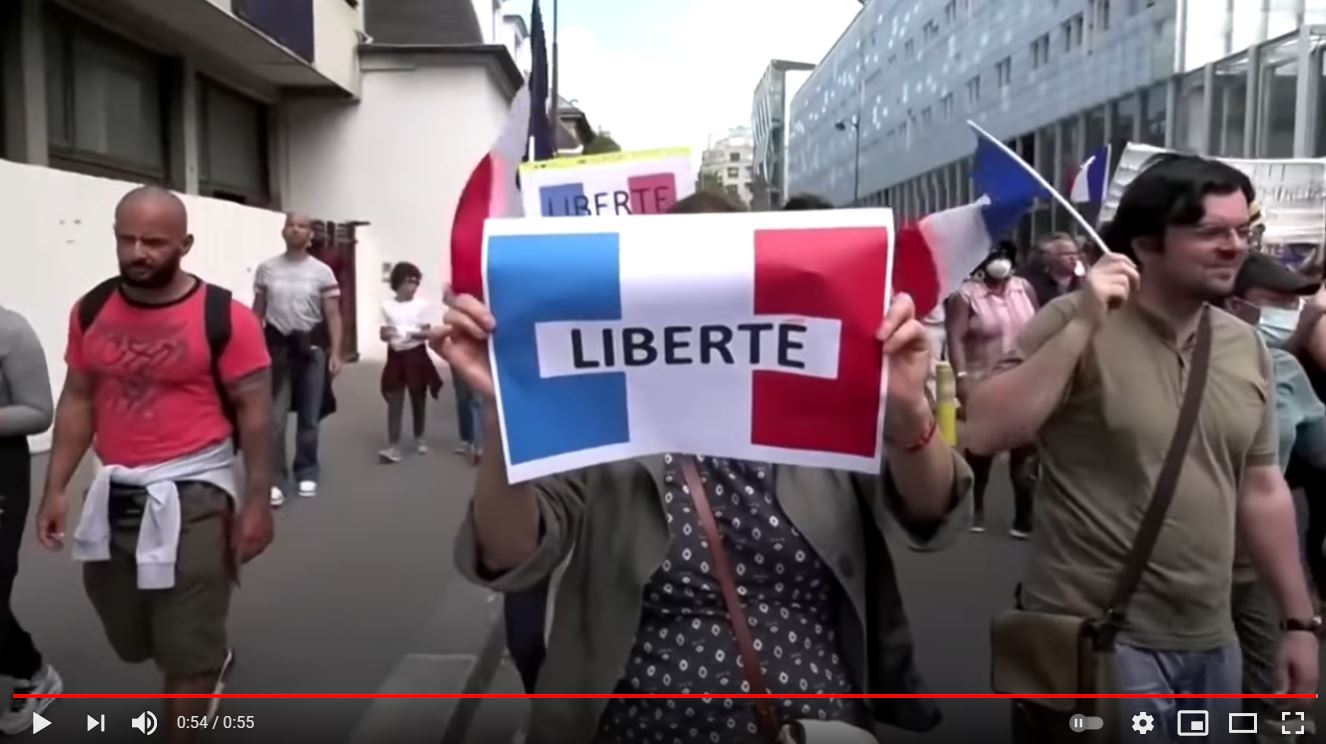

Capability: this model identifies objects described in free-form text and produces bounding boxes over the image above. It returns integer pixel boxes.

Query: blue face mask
[1257,305,1301,348]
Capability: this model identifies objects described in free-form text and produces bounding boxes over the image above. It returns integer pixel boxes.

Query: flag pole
[549,0,559,155]
[966,121,1114,256]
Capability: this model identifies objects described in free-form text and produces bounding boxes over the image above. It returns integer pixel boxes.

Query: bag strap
[202,284,239,448]
[77,277,123,332]
[680,458,782,743]
[1099,308,1213,637]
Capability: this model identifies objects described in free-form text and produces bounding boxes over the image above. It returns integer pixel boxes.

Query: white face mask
[1257,305,1301,348]
[1073,260,1087,278]
[985,258,1013,281]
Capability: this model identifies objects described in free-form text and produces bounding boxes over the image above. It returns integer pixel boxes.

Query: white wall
[471,0,499,43]
[0,158,285,451]
[280,59,514,361]
[313,0,364,96]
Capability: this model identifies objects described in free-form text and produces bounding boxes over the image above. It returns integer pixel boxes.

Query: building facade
[788,0,1326,242]
[701,126,756,206]
[752,59,815,210]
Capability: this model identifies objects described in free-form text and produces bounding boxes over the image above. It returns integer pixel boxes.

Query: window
[727,167,740,178]
[729,152,741,162]
[44,7,168,182]
[1063,14,1084,51]
[1031,34,1051,68]
[945,0,957,24]
[1091,0,1111,32]
[965,75,981,105]
[198,77,270,206]
[905,39,915,58]
[921,106,933,126]
[996,57,1012,88]
[725,184,739,197]
[888,53,897,67]
[746,166,753,176]
[942,92,955,120]
[923,20,939,41]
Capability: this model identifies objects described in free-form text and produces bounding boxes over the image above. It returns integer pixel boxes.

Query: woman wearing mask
[0,306,60,733]
[378,262,444,463]
[945,243,1039,537]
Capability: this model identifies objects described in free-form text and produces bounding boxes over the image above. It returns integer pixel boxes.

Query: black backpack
[77,277,239,449]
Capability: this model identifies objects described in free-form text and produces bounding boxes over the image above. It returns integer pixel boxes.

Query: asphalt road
[7,363,1323,743]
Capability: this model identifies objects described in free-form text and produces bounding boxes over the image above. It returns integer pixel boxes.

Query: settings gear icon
[1131,712,1156,735]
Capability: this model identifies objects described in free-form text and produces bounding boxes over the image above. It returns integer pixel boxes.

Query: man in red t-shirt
[35,187,273,742]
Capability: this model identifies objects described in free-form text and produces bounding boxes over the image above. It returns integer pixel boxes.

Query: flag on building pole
[1069,145,1111,205]
[528,0,554,161]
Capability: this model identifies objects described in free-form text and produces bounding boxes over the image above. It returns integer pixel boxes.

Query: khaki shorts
[83,481,233,678]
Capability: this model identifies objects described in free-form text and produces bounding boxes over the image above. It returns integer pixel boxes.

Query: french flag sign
[484,210,895,483]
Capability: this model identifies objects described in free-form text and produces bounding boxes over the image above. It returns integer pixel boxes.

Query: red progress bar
[11,694,1319,700]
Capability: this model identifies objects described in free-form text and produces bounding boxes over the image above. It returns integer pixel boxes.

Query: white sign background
[519,148,695,218]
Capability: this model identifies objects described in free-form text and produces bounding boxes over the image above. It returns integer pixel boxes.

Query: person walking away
[252,213,344,507]
[966,154,1320,743]
[0,306,59,733]
[1225,251,1326,741]
[445,193,975,743]
[378,262,443,463]
[442,285,484,464]
[35,187,274,744]
[945,244,1039,538]
[1023,232,1086,309]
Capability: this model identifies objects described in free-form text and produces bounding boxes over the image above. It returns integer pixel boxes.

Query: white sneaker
[297,480,318,498]
[415,441,429,455]
[1009,528,1031,541]
[0,665,62,735]
[378,447,403,464]
[205,649,235,720]
[270,487,285,508]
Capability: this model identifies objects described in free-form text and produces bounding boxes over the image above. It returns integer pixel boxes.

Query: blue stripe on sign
[487,232,629,465]
[539,183,587,217]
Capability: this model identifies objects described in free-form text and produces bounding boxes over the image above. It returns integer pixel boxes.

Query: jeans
[273,346,326,489]
[386,389,426,445]
[0,437,43,680]
[1115,642,1243,743]
[452,375,484,446]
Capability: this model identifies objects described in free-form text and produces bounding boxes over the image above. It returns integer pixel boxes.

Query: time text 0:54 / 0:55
[178,715,256,730]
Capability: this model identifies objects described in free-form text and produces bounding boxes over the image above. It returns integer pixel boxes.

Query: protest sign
[519,147,694,218]
[1101,144,1326,272]
[483,210,895,483]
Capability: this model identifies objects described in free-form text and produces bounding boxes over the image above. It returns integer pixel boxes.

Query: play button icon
[32,712,50,734]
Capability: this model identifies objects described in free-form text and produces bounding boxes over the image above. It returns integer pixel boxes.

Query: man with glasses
[966,154,1319,742]
[1023,232,1085,309]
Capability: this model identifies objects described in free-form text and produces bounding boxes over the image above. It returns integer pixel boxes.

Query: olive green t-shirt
[1000,293,1277,649]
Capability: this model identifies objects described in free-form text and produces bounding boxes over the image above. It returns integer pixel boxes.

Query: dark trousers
[967,444,1037,532]
[503,580,549,693]
[0,437,43,680]
[272,346,327,489]
[386,389,426,445]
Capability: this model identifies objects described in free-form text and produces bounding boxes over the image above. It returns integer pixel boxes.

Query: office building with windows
[752,59,815,210]
[787,0,1326,242]
[701,127,757,206]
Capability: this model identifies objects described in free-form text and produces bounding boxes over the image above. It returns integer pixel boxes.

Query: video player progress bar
[11,694,1319,700]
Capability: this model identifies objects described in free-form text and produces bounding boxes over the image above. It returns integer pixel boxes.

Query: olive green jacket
[455,453,974,744]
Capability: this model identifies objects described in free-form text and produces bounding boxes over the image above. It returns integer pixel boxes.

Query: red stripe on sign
[892,223,941,318]
[751,227,889,457]
[626,173,679,214]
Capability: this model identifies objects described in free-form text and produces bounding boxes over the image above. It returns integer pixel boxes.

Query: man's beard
[119,256,181,289]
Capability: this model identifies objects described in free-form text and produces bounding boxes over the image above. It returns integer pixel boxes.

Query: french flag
[483,211,894,482]
[1069,146,1111,205]
[892,123,1039,317]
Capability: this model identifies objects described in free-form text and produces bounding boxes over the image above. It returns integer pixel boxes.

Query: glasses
[1181,224,1252,246]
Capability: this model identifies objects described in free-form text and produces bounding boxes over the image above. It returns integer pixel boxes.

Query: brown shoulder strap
[680,458,782,743]
[1100,308,1213,635]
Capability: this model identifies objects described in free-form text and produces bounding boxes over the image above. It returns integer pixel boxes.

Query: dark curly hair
[389,261,422,290]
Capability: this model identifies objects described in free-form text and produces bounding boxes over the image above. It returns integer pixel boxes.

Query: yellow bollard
[934,361,958,447]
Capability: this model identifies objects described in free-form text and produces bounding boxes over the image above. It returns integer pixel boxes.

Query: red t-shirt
[65,281,270,467]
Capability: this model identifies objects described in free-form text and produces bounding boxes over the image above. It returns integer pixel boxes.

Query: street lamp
[835,115,861,205]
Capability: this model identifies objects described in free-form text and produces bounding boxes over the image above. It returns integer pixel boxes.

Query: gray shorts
[83,481,233,678]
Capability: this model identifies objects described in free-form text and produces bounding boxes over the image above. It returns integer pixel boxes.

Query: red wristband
[888,415,938,453]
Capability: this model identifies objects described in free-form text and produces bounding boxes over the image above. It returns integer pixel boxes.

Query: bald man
[36,186,274,742]
[252,212,344,507]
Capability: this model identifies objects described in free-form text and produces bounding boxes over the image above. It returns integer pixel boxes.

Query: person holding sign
[446,196,973,744]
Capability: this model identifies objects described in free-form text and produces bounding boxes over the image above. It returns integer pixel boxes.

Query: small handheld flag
[1070,146,1111,205]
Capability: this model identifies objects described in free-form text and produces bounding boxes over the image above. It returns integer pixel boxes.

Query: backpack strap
[77,277,124,332]
[203,284,238,448]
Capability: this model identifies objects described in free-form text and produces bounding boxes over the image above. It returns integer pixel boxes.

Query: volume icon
[131,711,157,735]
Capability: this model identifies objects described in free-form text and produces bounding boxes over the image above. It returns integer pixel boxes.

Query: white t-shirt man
[255,253,340,334]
